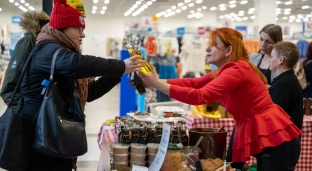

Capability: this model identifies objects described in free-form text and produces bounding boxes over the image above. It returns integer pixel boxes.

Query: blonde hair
[210,27,267,84]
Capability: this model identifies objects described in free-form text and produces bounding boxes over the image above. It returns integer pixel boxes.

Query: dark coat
[19,40,125,119]
[269,70,303,130]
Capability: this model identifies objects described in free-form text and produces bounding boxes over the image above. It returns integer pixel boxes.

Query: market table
[97,115,312,171]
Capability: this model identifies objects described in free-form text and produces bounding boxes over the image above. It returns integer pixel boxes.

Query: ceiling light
[147,1,152,5]
[202,6,207,9]
[219,15,224,19]
[166,9,172,12]
[285,1,293,5]
[188,3,194,7]
[92,10,96,14]
[289,20,294,22]
[190,10,195,13]
[243,17,248,20]
[93,0,98,3]
[289,15,295,19]
[302,6,309,9]
[240,0,248,4]
[164,14,168,18]
[20,0,25,3]
[196,0,203,4]
[182,6,188,10]
[282,17,288,20]
[151,0,156,1]
[276,17,278,20]
[178,3,184,7]
[238,13,244,16]
[276,11,281,15]
[176,9,181,13]
[172,5,176,9]
[210,7,216,11]
[304,18,309,22]
[220,7,226,11]
[25,3,29,6]
[239,10,244,13]
[92,6,97,10]
[229,0,236,4]
[250,16,255,19]
[276,8,281,11]
[188,15,192,18]
[248,11,253,14]
[229,4,236,8]
[14,2,19,6]
[9,0,14,3]
[100,11,105,14]
[102,6,107,10]
[133,4,138,8]
[184,0,191,3]
[296,19,301,23]
[284,11,291,15]
[219,4,226,7]
[276,1,281,4]
[104,0,109,4]
[0,8,2,11]
[249,8,254,11]
[136,1,141,5]
[197,8,201,11]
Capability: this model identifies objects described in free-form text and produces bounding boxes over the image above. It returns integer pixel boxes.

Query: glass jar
[161,144,181,171]
[180,146,202,168]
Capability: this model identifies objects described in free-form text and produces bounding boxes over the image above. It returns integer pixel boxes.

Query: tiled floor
[0,86,120,171]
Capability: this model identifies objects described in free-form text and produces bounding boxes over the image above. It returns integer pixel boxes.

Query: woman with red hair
[138,27,301,170]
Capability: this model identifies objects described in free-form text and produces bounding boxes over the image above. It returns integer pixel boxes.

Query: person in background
[250,24,282,86]
[227,24,284,170]
[137,27,301,171]
[20,0,145,170]
[269,41,303,131]
[303,42,312,98]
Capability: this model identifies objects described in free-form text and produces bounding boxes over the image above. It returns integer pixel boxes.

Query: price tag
[148,123,171,171]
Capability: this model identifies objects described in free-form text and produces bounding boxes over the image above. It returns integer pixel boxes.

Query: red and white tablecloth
[184,115,312,171]
[97,115,312,171]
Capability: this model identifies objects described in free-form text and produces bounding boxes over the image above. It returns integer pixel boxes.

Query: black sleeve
[87,76,121,102]
[269,81,292,109]
[34,47,125,78]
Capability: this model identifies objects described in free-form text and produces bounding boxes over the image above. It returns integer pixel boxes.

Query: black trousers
[227,126,301,171]
[226,126,245,170]
[255,137,301,171]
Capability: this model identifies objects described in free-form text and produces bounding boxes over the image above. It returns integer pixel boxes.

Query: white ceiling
[0,0,312,22]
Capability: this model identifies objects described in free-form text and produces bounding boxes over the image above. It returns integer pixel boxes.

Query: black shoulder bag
[0,47,38,170]
[33,48,88,158]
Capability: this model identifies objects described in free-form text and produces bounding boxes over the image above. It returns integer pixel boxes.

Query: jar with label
[160,143,181,171]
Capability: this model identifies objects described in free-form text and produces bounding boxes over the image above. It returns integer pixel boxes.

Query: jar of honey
[160,144,181,171]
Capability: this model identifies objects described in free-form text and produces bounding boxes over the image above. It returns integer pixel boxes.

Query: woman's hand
[123,55,146,74]
[137,66,160,88]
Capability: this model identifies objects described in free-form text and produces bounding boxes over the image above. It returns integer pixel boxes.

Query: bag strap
[8,46,38,107]
[49,48,63,81]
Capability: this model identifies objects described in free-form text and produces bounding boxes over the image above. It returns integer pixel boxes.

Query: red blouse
[167,59,301,162]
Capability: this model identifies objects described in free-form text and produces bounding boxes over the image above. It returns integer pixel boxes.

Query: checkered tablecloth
[184,115,312,171]
[97,115,312,171]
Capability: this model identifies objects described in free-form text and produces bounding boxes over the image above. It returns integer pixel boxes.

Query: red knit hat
[50,0,85,30]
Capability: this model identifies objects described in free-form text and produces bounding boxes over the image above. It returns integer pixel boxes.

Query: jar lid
[167,143,180,150]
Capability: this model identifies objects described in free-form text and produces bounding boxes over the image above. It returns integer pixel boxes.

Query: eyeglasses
[73,26,84,34]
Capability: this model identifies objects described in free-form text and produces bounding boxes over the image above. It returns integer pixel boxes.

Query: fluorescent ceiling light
[282,17,288,20]
[14,2,19,6]
[196,0,203,4]
[219,4,226,7]
[250,16,255,19]
[220,7,226,11]
[182,6,188,10]
[92,6,97,10]
[147,1,152,5]
[176,9,181,13]
[9,0,14,3]
[302,6,309,9]
[243,17,248,20]
[276,1,281,4]
[184,0,191,3]
[25,3,29,6]
[229,1,236,4]
[136,1,141,5]
[172,5,176,9]
[100,11,105,14]
[285,1,293,5]
[197,8,201,11]
[240,0,248,4]
[187,15,192,18]
[210,7,216,11]
[229,4,236,8]
[92,10,96,14]
[104,0,109,4]
[102,6,107,10]
[178,3,184,7]
[188,3,194,7]
[202,6,207,9]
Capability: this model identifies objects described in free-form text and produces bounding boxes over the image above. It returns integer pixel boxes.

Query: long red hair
[210,27,267,84]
